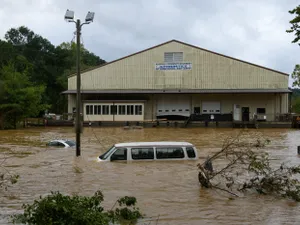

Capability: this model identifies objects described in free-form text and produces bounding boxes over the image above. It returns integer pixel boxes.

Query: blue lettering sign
[155,63,192,71]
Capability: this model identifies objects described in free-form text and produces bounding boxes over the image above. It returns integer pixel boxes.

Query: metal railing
[252,113,292,122]
[189,113,293,122]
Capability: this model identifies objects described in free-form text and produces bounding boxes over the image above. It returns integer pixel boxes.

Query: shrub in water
[12,190,143,225]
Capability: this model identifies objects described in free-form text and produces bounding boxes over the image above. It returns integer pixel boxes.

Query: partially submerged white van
[98,141,198,162]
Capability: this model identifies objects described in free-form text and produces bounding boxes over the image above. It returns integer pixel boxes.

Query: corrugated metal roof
[62,89,292,94]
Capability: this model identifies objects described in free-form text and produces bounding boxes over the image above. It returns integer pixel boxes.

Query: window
[131,148,154,160]
[86,105,93,115]
[111,148,127,161]
[57,142,65,147]
[186,147,196,158]
[65,140,76,147]
[127,105,134,115]
[164,52,183,63]
[156,147,184,159]
[118,105,126,115]
[110,105,117,115]
[257,108,266,114]
[102,105,109,115]
[47,141,58,147]
[94,105,101,115]
[135,105,142,115]
[48,141,65,147]
[97,105,101,115]
[99,146,115,160]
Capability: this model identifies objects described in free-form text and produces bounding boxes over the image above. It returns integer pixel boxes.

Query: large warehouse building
[63,39,291,125]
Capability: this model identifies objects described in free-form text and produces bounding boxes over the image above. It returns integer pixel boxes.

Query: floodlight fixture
[85,11,95,23]
[64,9,75,21]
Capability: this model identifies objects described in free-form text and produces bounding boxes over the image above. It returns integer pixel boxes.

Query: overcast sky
[0,0,299,86]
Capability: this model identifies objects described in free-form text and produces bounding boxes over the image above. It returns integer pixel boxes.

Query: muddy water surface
[1,127,300,224]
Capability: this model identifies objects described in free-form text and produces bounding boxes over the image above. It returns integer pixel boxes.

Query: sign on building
[155,63,192,71]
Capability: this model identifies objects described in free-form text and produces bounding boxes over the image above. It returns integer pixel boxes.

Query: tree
[292,94,300,113]
[58,41,106,71]
[198,132,300,201]
[291,64,300,88]
[0,63,48,129]
[4,26,62,114]
[11,190,143,225]
[0,26,106,121]
[287,5,300,45]
[287,5,300,87]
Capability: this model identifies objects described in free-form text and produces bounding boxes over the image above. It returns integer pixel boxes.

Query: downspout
[288,92,293,113]
[152,94,154,121]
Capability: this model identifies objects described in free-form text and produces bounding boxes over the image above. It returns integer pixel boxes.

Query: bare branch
[212,185,239,197]
[198,131,300,202]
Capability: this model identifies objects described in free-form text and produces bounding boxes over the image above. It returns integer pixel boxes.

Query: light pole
[64,9,95,157]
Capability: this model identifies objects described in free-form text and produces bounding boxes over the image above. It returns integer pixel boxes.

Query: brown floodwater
[0,127,300,224]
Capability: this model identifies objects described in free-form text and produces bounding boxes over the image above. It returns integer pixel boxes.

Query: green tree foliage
[11,190,143,225]
[291,89,300,113]
[0,26,106,128]
[287,5,300,87]
[0,63,47,129]
[291,64,300,87]
[287,5,300,45]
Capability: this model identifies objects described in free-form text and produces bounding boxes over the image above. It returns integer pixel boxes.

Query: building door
[242,107,250,121]
[201,101,221,114]
[157,95,191,117]
[233,104,241,121]
[194,107,200,114]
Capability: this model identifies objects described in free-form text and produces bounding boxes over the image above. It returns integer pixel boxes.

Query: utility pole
[64,10,95,157]
[75,19,81,157]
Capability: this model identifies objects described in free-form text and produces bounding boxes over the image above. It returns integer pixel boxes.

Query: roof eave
[61,88,292,95]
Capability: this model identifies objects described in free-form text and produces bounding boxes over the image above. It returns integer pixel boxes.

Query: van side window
[156,147,184,159]
[131,148,154,160]
[186,147,196,158]
[111,148,127,161]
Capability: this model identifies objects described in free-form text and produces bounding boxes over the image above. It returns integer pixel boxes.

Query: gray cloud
[0,0,299,85]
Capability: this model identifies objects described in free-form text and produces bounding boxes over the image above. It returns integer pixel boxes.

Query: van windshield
[99,146,115,160]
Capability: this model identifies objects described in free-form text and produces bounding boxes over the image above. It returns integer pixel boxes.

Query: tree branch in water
[198,131,300,202]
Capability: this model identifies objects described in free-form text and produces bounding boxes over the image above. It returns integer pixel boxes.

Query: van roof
[114,141,194,148]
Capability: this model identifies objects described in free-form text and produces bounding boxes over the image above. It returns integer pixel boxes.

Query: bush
[11,190,143,225]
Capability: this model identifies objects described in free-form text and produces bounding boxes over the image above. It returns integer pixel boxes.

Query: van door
[110,148,127,161]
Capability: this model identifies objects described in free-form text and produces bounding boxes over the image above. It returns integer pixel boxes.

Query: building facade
[63,40,291,124]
